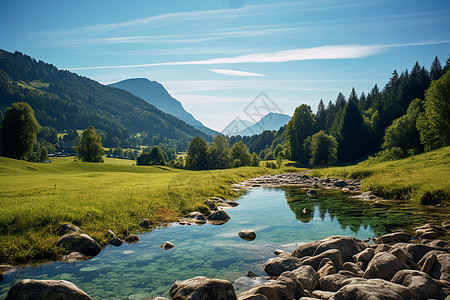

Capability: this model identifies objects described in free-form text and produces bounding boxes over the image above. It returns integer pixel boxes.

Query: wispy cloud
[208,69,267,77]
[67,40,450,71]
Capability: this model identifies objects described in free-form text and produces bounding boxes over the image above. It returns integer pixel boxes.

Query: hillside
[109,78,218,137]
[0,50,210,148]
[240,112,291,136]
[221,119,254,136]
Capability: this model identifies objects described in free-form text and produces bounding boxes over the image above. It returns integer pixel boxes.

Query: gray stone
[138,218,152,228]
[263,256,302,276]
[274,250,291,258]
[183,212,207,223]
[318,259,337,278]
[56,224,82,236]
[300,249,344,271]
[333,181,348,187]
[416,228,440,239]
[388,247,419,270]
[391,270,446,300]
[238,230,256,241]
[421,251,450,281]
[311,290,335,299]
[352,248,374,270]
[342,262,364,277]
[56,233,101,256]
[170,276,237,300]
[331,279,409,300]
[237,271,306,300]
[124,234,140,244]
[0,265,16,275]
[312,236,367,262]
[375,231,411,244]
[419,253,437,274]
[307,189,319,197]
[292,265,319,291]
[5,279,92,300]
[161,241,174,250]
[207,209,231,221]
[109,238,123,247]
[319,274,351,292]
[363,252,408,281]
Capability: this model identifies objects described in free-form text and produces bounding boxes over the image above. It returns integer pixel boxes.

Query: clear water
[0,187,445,299]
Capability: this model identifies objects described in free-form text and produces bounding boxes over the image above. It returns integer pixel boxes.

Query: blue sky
[1,0,449,131]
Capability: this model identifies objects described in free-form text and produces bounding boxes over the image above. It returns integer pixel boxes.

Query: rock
[56,233,102,256]
[352,248,374,270]
[204,200,217,210]
[292,240,323,258]
[373,243,391,254]
[331,278,409,300]
[59,252,92,263]
[319,274,351,292]
[391,270,446,300]
[170,276,237,300]
[442,221,450,230]
[375,231,411,244]
[154,297,170,300]
[363,252,408,281]
[161,241,174,250]
[392,243,446,263]
[414,222,446,233]
[263,256,302,276]
[239,230,256,241]
[138,218,152,228]
[183,212,207,223]
[427,239,447,248]
[318,259,337,278]
[312,236,367,262]
[419,253,437,274]
[237,271,306,300]
[124,234,140,244]
[0,265,16,275]
[5,279,92,300]
[247,271,258,279]
[420,251,450,281]
[238,294,268,300]
[417,228,440,239]
[300,249,344,271]
[388,247,419,270]
[207,209,231,222]
[225,200,239,207]
[292,265,319,291]
[333,181,348,188]
[342,262,364,277]
[56,224,82,236]
[311,290,335,299]
[274,250,291,257]
[106,229,116,237]
[109,238,123,247]
[307,189,319,197]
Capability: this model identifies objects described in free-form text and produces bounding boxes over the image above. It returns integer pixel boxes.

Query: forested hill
[0,49,210,148]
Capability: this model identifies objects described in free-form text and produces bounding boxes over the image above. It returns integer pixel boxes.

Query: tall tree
[230,141,251,167]
[208,135,231,169]
[186,137,208,170]
[315,99,326,132]
[0,102,40,159]
[417,69,450,151]
[76,126,104,162]
[430,56,443,81]
[285,104,315,162]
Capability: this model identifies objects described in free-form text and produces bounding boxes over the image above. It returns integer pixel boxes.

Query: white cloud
[208,69,267,77]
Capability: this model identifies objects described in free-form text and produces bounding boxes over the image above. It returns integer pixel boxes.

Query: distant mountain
[221,119,254,136]
[0,50,210,148]
[109,78,218,137]
[240,112,291,136]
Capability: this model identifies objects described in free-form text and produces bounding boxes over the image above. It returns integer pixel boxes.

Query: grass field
[311,146,450,205]
[0,156,300,264]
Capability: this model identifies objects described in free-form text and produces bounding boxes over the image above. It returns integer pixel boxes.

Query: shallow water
[0,187,446,299]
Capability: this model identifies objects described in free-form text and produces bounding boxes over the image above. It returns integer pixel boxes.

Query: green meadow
[0,156,300,264]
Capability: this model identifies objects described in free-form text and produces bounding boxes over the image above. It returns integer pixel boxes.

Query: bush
[265,162,277,169]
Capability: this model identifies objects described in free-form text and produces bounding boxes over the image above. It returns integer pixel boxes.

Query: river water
[0,187,444,299]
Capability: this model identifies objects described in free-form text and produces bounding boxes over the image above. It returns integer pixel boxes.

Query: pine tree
[285,104,315,162]
[430,56,443,81]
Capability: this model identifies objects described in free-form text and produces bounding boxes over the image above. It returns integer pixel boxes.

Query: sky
[1,0,449,131]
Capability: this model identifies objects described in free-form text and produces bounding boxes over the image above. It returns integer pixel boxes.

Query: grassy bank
[311,146,450,205]
[0,156,301,264]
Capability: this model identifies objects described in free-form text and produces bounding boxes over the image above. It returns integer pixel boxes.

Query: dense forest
[0,49,211,151]
[230,56,450,166]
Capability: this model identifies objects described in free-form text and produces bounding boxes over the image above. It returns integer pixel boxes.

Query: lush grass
[0,156,301,264]
[311,146,450,205]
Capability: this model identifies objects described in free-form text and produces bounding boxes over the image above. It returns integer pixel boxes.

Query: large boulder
[388,247,419,270]
[317,259,337,278]
[182,212,207,223]
[331,279,409,300]
[375,231,411,244]
[238,230,256,241]
[263,256,302,276]
[352,248,374,270]
[56,224,82,236]
[363,252,408,281]
[299,249,344,271]
[292,236,367,263]
[312,236,368,262]
[319,273,352,292]
[237,271,306,300]
[170,276,237,300]
[292,265,319,291]
[5,279,92,300]
[56,234,101,256]
[391,243,447,263]
[419,251,450,281]
[342,262,364,277]
[207,209,231,222]
[391,270,446,300]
